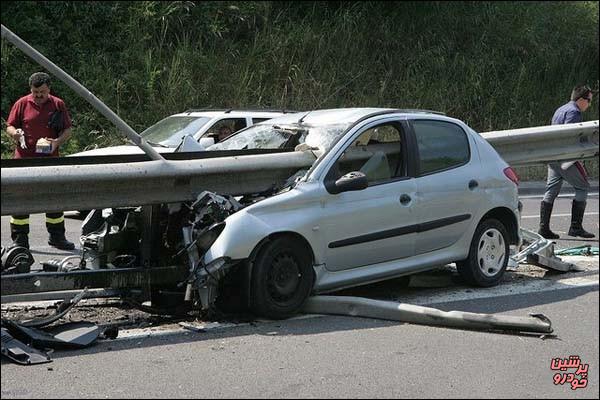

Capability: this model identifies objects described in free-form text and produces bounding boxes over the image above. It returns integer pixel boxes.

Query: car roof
[256,107,447,126]
[173,109,295,118]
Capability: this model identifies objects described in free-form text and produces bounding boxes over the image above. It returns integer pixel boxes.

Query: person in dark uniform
[5,72,75,250]
[538,85,595,239]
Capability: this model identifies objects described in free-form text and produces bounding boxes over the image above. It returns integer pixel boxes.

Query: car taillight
[503,167,519,186]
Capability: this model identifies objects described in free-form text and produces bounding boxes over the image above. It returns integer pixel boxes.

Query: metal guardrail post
[512,229,581,272]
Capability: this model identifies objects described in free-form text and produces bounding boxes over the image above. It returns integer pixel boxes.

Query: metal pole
[304,295,553,334]
[1,24,165,161]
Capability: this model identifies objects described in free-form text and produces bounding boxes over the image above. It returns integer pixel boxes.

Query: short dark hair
[571,85,592,101]
[29,72,51,88]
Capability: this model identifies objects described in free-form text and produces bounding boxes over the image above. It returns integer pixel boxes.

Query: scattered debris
[1,246,34,275]
[555,245,599,257]
[3,319,101,349]
[0,287,122,365]
[1,327,52,365]
[511,229,584,272]
[179,321,240,332]
[18,288,89,328]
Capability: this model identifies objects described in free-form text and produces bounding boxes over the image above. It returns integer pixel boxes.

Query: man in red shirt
[6,72,75,250]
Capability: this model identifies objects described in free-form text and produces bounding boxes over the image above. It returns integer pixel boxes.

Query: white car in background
[72,109,290,156]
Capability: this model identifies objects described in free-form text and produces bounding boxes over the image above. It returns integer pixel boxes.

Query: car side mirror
[326,171,368,194]
[199,137,215,148]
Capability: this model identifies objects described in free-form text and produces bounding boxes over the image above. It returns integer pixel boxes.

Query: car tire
[457,218,509,287]
[250,236,314,319]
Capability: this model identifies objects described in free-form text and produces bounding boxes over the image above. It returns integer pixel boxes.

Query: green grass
[1,1,598,178]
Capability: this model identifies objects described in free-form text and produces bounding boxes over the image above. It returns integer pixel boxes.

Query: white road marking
[400,274,598,306]
[520,192,599,199]
[521,212,599,219]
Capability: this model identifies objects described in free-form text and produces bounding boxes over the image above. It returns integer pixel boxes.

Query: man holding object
[6,72,75,250]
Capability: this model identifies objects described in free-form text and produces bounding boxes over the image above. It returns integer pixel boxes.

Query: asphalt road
[2,289,597,399]
[1,186,598,398]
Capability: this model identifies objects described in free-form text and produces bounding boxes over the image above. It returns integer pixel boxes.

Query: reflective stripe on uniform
[45,216,64,224]
[10,217,30,225]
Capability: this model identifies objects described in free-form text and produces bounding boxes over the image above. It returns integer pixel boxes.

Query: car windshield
[208,122,351,151]
[140,116,211,147]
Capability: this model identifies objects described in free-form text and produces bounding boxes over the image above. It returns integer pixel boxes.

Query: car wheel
[250,236,314,319]
[457,218,509,287]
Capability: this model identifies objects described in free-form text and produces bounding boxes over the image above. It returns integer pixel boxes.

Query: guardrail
[481,120,599,166]
[1,151,317,215]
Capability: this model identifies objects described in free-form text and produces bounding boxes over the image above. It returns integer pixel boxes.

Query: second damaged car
[81,108,521,319]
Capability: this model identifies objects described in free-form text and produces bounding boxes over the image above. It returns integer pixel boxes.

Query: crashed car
[81,108,521,319]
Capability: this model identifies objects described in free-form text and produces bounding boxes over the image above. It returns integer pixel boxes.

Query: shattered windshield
[140,116,211,147]
[208,122,351,151]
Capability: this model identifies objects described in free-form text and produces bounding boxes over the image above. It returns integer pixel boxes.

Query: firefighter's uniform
[10,212,74,250]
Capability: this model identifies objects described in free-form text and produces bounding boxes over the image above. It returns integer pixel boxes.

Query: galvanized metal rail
[481,120,599,166]
[303,296,553,334]
[1,151,317,215]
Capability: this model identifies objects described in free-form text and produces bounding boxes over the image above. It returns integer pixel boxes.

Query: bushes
[1,1,598,178]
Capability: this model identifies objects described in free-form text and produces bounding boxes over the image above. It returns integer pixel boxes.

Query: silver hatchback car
[201,108,521,319]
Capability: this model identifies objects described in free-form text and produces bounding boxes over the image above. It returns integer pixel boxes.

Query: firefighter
[5,72,75,250]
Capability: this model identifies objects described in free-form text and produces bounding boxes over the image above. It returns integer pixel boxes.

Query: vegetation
[1,1,598,177]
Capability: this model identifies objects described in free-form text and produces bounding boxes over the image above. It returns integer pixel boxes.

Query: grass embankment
[1,1,598,177]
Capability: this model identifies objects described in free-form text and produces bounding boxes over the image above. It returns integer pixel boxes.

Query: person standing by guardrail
[538,85,595,239]
[5,72,75,250]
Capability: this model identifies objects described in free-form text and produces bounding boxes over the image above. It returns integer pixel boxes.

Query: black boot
[48,234,75,250]
[568,200,595,238]
[538,201,559,239]
[11,233,29,249]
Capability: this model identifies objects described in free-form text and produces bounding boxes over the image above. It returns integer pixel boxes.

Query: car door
[409,119,483,255]
[319,120,418,272]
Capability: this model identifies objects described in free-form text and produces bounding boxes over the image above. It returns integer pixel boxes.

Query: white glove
[16,129,27,149]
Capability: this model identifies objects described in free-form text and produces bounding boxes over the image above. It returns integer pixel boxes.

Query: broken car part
[1,327,52,365]
[555,245,599,256]
[511,229,582,272]
[41,255,82,272]
[3,319,101,350]
[80,208,141,270]
[303,295,553,334]
[1,246,34,275]
[174,192,241,310]
[17,288,89,328]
